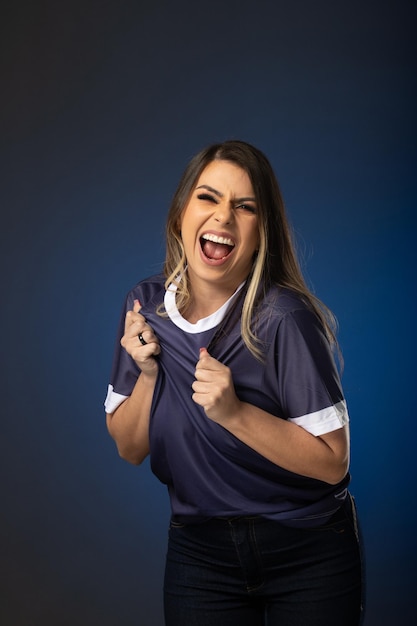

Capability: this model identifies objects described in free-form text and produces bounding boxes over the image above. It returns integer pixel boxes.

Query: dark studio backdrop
[1,1,416,625]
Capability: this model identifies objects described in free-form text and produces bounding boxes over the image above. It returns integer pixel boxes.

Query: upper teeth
[201,233,234,246]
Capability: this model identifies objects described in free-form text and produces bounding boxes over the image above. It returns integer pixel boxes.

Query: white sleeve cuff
[104,384,129,414]
[288,400,349,436]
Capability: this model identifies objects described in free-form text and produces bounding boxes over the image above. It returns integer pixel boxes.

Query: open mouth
[200,233,235,260]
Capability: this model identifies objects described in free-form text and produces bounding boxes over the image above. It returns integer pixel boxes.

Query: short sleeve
[104,291,140,414]
[273,308,349,436]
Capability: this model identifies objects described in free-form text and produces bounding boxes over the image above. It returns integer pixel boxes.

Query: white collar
[164,280,244,334]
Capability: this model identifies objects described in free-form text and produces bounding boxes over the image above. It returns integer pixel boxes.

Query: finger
[125,312,143,336]
[198,347,212,365]
[136,318,158,346]
[192,380,212,394]
[197,347,222,371]
[133,339,161,359]
[138,332,147,346]
[125,300,145,334]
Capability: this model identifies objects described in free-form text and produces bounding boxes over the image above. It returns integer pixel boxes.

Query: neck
[180,277,240,324]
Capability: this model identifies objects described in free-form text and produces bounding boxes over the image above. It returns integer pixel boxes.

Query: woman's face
[179,159,260,293]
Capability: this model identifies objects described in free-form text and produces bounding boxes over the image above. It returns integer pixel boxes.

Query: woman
[105,140,363,625]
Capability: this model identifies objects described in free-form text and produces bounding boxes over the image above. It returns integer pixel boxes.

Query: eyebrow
[196,184,256,204]
[196,184,224,198]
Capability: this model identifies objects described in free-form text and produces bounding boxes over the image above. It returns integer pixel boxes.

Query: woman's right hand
[120,299,160,377]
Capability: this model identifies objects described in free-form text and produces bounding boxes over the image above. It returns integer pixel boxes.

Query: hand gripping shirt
[105,274,350,527]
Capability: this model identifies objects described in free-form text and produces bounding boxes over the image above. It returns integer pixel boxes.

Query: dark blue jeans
[164,496,364,625]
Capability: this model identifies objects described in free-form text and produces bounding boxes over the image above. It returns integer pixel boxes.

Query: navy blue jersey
[105,273,350,527]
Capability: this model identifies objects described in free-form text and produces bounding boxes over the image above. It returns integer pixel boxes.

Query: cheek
[179,210,201,241]
[178,224,197,255]
[178,207,194,238]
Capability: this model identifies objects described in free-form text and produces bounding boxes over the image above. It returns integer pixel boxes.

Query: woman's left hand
[192,348,242,424]
[192,352,350,485]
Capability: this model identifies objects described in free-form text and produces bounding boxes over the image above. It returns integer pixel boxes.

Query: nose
[214,201,233,225]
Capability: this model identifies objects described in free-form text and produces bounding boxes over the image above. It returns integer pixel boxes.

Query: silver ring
[138,333,147,346]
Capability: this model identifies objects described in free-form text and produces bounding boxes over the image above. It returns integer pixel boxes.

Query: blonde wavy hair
[161,140,338,362]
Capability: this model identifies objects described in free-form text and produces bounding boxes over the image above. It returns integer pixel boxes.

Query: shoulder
[261,285,313,319]
[256,285,327,345]
[124,273,166,310]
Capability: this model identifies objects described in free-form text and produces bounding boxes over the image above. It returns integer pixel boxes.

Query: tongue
[202,240,233,260]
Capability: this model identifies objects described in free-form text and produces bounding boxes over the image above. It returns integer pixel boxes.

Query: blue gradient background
[1,1,416,624]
